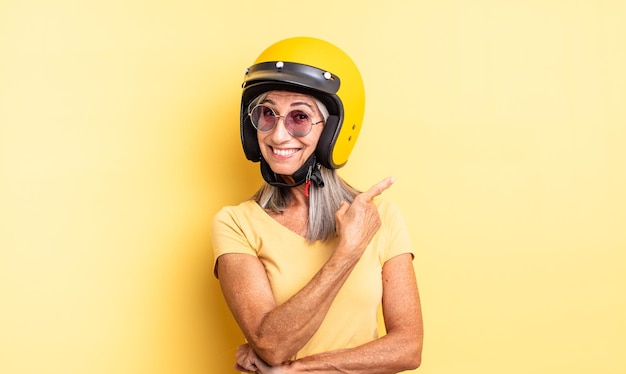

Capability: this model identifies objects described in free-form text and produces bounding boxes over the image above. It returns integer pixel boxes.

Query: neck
[272,175,308,206]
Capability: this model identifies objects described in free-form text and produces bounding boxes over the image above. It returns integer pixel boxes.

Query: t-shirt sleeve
[211,205,257,278]
[377,199,415,263]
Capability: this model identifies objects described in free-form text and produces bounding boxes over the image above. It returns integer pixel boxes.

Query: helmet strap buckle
[304,162,324,198]
[259,154,324,191]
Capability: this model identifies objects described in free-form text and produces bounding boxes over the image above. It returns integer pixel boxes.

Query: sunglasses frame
[248,104,324,137]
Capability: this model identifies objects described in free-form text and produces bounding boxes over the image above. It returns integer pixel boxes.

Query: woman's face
[256,91,325,177]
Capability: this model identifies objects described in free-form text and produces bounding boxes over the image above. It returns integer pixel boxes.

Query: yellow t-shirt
[211,198,414,359]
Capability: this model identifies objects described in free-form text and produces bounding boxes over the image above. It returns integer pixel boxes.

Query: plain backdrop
[1,1,625,373]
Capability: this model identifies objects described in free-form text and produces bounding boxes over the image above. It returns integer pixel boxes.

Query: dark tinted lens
[285,110,312,136]
[250,105,276,131]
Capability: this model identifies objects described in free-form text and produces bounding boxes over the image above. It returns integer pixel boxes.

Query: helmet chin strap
[260,153,325,191]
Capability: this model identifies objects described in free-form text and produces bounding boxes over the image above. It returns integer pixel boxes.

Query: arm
[245,253,423,374]
[217,178,396,366]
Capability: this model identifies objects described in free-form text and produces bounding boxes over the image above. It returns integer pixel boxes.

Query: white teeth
[273,148,298,156]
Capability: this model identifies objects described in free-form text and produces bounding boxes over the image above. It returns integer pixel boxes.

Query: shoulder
[211,200,265,276]
[212,200,268,241]
[213,200,260,224]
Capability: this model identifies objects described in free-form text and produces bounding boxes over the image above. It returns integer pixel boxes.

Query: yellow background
[1,1,625,373]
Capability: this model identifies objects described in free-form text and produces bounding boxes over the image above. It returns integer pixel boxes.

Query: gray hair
[252,167,360,242]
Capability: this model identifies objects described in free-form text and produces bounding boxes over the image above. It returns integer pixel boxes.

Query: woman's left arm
[246,253,423,374]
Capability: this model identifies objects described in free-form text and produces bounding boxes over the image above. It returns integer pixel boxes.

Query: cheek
[256,132,267,146]
[308,127,324,147]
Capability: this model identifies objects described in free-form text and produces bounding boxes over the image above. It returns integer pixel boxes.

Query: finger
[254,358,271,371]
[233,363,255,373]
[335,200,350,215]
[235,360,256,372]
[359,177,395,201]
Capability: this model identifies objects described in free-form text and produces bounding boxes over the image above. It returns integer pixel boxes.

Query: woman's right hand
[334,177,394,257]
[234,344,258,373]
[235,344,293,374]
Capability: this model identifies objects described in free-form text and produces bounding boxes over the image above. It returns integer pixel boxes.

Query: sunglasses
[248,104,324,137]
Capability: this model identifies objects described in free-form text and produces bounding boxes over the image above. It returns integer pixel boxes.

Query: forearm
[283,331,422,374]
[251,247,362,365]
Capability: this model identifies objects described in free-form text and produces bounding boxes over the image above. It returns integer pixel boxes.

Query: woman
[212,37,423,373]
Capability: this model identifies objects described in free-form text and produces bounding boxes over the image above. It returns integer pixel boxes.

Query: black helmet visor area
[243,61,341,96]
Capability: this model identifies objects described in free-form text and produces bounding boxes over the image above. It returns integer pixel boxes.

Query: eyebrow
[261,99,315,111]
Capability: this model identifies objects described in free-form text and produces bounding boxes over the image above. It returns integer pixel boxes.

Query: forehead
[263,91,316,105]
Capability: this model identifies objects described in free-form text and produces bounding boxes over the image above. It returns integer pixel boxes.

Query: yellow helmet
[240,37,365,170]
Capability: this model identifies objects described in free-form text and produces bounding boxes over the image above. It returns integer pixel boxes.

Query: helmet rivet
[323,72,332,80]
[276,61,284,69]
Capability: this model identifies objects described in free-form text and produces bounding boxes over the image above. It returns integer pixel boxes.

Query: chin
[264,157,303,176]
[268,165,299,176]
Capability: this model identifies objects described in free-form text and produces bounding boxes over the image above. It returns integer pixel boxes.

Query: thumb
[336,200,350,215]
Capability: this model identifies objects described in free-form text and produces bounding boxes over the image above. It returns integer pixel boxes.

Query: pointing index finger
[361,177,395,201]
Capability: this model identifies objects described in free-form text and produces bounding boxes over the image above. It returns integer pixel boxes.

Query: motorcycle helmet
[240,37,365,186]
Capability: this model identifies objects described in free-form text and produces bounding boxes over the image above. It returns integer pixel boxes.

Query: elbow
[246,323,300,366]
[406,349,422,370]
[399,336,423,371]
[257,351,290,367]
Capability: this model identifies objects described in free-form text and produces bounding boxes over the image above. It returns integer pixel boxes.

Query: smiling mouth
[272,147,300,157]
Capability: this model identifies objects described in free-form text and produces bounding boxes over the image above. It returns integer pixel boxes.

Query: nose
[269,116,292,142]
